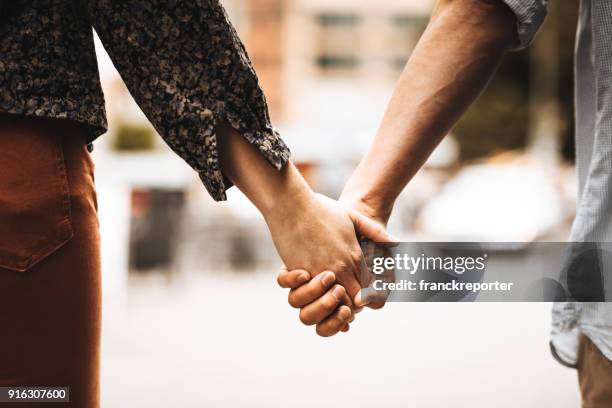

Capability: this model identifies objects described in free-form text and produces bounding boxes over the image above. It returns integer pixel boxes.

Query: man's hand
[340,195,395,311]
[276,0,516,337]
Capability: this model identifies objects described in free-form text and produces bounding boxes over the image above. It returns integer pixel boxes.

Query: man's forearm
[340,0,518,223]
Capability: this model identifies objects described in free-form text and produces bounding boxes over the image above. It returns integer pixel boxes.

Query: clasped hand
[268,193,395,337]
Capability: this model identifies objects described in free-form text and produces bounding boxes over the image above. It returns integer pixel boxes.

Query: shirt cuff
[198,110,291,202]
[501,0,548,49]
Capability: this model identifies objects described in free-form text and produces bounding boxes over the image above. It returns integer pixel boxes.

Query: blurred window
[316,13,360,26]
[316,55,358,69]
[129,189,186,274]
[388,14,427,71]
[314,12,362,74]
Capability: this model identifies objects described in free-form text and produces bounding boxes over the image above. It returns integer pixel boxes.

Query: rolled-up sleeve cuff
[501,0,548,49]
[199,111,291,202]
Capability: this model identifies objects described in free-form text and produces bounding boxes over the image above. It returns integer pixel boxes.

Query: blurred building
[223,0,286,120]
[225,0,434,165]
[284,0,432,83]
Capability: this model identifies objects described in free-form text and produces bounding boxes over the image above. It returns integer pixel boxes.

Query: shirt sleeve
[88,0,290,201]
[500,0,548,49]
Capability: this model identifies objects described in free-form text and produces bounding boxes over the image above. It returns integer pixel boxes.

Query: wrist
[260,163,315,222]
[338,189,393,227]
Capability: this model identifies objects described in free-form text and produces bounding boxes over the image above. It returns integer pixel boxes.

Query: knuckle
[348,281,362,297]
[287,292,301,309]
[331,260,348,274]
[316,324,333,337]
[324,289,342,309]
[369,301,386,310]
[317,273,332,289]
[322,297,336,311]
[276,273,287,288]
[299,310,315,326]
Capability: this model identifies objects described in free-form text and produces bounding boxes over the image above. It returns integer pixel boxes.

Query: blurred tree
[452,1,578,163]
[113,123,156,151]
[453,50,530,160]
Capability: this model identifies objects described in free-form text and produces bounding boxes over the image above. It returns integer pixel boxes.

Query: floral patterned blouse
[0,0,290,201]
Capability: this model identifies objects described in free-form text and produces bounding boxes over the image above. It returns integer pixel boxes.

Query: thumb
[347,208,398,243]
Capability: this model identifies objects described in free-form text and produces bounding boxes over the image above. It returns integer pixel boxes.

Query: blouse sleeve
[89,0,290,201]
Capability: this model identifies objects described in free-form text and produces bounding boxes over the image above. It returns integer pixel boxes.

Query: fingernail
[332,285,345,301]
[354,291,370,308]
[338,306,351,321]
[321,271,335,287]
[297,272,309,284]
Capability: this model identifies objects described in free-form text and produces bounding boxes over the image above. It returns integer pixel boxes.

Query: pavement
[100,271,580,408]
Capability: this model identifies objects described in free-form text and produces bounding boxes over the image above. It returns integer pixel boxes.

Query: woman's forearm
[216,121,312,220]
[340,0,518,223]
[217,121,365,300]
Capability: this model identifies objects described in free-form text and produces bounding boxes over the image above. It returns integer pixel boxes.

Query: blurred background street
[91,0,582,406]
[101,275,579,407]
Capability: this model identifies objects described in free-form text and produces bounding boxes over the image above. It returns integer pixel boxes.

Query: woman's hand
[266,193,388,302]
[276,198,396,337]
[277,269,354,336]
